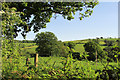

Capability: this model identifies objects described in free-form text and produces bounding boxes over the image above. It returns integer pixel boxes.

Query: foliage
[72,52,82,60]
[34,32,58,56]
[55,41,70,57]
[34,55,98,79]
[95,63,119,80]
[103,46,120,62]
[95,51,120,80]
[2,1,99,38]
[104,39,115,46]
[92,38,99,44]
[84,41,103,61]
[1,7,27,78]
[67,42,76,49]
[95,45,120,80]
[2,6,24,58]
[34,32,70,57]
[1,6,27,79]
[84,41,99,53]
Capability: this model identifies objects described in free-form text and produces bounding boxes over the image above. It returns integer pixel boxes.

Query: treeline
[14,40,35,43]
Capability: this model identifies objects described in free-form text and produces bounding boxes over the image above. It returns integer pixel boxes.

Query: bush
[103,46,120,62]
[72,52,81,60]
[84,41,103,61]
[64,42,76,49]
[104,40,115,46]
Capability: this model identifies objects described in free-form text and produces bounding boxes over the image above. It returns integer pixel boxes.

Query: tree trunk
[34,54,38,67]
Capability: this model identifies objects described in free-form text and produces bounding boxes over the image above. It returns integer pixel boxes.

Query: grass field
[3,38,119,79]
[74,44,85,53]
[27,57,118,73]
[15,56,118,78]
[22,56,118,68]
[21,46,37,54]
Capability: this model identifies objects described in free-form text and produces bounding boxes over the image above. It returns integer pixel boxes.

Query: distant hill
[18,37,119,55]
[63,38,119,53]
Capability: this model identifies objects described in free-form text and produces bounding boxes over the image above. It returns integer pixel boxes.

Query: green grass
[74,44,85,53]
[64,39,88,44]
[20,45,37,54]
[20,43,36,47]
[28,57,118,72]
[99,41,105,45]
[18,56,117,78]
[30,57,64,68]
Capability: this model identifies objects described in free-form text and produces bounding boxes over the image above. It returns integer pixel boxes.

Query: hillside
[19,38,119,55]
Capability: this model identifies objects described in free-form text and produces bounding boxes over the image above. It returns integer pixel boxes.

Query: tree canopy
[2,1,98,38]
[84,41,103,61]
[84,41,102,53]
[34,32,58,56]
[34,32,70,57]
[66,42,76,49]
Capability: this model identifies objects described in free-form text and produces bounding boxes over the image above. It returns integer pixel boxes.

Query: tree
[53,41,70,57]
[84,41,103,61]
[67,42,76,49]
[2,1,99,38]
[100,37,103,39]
[1,7,26,78]
[34,32,70,57]
[2,7,23,59]
[34,32,59,56]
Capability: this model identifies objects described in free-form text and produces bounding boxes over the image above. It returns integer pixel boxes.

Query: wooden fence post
[96,50,97,66]
[34,54,38,67]
[26,58,30,66]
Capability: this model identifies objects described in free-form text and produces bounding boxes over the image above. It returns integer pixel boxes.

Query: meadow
[2,38,119,79]
[19,38,119,70]
[8,56,118,79]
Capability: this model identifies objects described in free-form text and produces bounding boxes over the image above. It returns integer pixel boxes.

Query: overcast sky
[15,2,118,41]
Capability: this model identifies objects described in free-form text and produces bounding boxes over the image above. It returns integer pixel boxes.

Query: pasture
[15,56,118,78]
[4,38,118,79]
[28,57,118,70]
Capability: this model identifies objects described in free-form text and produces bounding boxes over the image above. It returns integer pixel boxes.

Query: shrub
[84,41,103,61]
[104,40,115,46]
[103,46,120,62]
[72,52,81,60]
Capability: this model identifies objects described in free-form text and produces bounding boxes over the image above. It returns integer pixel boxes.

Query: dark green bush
[84,41,103,61]
[72,52,81,60]
[103,46,120,62]
[104,40,115,46]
